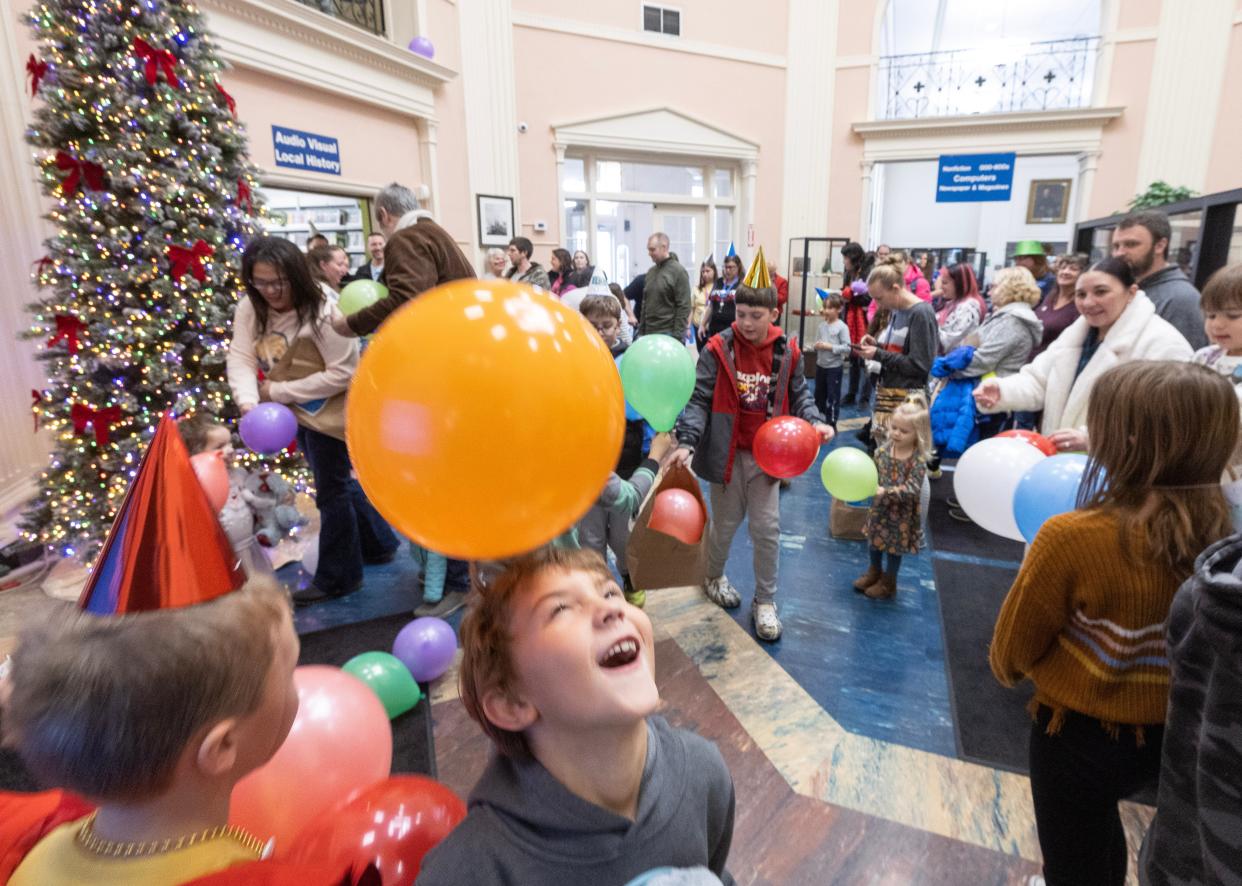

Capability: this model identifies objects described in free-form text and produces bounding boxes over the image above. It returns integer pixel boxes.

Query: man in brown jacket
[331,182,475,338]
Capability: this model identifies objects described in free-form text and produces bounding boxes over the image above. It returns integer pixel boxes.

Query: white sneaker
[752,601,782,641]
[703,575,741,609]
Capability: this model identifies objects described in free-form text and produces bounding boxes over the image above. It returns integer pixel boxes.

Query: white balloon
[953,437,1046,541]
[301,538,319,577]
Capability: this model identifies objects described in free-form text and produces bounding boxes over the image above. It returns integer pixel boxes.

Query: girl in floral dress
[855,394,931,600]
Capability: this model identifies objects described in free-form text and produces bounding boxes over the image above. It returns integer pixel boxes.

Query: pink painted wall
[426,0,474,248]
[509,24,787,261]
[1117,0,1162,30]
[223,67,423,195]
[1205,20,1242,194]
[511,0,788,50]
[1088,39,1156,216]
[826,0,879,239]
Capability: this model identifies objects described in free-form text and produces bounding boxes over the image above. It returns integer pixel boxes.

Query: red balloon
[752,416,821,479]
[997,429,1057,457]
[648,488,705,544]
[284,776,466,884]
[230,666,393,849]
[190,451,229,511]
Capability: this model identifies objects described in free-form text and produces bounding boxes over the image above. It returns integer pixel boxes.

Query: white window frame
[560,151,738,282]
[640,4,682,37]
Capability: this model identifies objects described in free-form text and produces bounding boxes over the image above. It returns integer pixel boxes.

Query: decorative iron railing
[878,37,1100,119]
[295,0,385,37]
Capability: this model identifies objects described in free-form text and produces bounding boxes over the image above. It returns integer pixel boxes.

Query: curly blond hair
[990,267,1042,308]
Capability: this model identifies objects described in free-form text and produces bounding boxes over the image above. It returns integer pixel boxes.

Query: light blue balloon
[1012,453,1089,543]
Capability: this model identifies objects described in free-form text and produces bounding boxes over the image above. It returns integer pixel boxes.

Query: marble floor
[0,404,1156,884]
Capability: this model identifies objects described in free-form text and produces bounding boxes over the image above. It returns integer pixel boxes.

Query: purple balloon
[239,403,298,454]
[392,617,457,683]
[407,35,435,59]
[850,279,868,296]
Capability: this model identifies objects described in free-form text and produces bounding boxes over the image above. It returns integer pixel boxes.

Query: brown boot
[865,573,897,600]
[852,565,882,593]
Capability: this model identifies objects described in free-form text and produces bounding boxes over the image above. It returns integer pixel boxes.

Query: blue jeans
[297,426,399,593]
[814,365,844,427]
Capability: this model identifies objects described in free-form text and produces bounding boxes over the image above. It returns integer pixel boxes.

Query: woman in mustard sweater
[991,360,1238,886]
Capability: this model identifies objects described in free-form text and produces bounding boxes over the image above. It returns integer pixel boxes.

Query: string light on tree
[20,0,299,558]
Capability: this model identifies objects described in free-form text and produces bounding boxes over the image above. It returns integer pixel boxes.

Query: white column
[779,0,839,256]
[553,141,566,245]
[417,117,440,217]
[741,158,757,246]
[457,0,520,247]
[1074,150,1101,226]
[1134,0,1234,192]
[858,159,875,246]
[0,13,51,511]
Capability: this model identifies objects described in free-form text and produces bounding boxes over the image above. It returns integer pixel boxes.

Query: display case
[786,237,851,345]
[261,187,371,269]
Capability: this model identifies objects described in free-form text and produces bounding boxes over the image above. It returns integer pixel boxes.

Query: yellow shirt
[10,819,262,885]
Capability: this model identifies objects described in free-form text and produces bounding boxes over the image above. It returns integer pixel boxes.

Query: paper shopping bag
[626,462,710,591]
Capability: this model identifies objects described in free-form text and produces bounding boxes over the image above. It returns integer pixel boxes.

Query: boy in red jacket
[670,271,832,641]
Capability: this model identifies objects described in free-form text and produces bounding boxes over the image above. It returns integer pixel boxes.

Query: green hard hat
[1013,239,1046,257]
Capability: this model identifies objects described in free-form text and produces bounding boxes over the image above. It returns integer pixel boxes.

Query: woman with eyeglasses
[227,236,398,605]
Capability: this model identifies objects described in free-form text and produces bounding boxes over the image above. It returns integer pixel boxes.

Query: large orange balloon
[346,280,625,560]
[230,666,392,848]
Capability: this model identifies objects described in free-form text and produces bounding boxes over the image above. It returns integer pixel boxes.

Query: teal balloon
[820,447,879,501]
[618,336,696,432]
[339,279,388,316]
[342,651,422,719]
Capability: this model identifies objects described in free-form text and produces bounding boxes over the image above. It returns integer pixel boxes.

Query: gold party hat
[743,245,771,288]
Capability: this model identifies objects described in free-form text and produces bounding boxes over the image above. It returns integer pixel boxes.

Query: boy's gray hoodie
[1140,534,1242,885]
[416,716,735,886]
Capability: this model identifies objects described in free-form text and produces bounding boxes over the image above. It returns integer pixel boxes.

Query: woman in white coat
[974,256,1193,451]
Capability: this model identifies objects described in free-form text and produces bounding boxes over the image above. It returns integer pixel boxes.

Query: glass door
[653,205,707,271]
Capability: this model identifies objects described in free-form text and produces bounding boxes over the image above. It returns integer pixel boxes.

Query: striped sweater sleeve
[990,518,1075,686]
[595,460,659,516]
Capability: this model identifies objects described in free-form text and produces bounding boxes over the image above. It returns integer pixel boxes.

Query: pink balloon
[230,665,393,849]
[648,489,705,544]
[190,451,229,511]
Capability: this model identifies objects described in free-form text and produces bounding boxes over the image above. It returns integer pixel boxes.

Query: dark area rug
[0,612,435,793]
[931,557,1031,773]
[297,612,436,778]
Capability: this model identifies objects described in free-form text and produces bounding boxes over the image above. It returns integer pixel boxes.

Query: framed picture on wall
[1026,179,1072,224]
[477,194,515,247]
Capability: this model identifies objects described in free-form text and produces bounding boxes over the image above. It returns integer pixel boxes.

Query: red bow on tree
[26,54,47,97]
[54,151,105,193]
[167,240,214,282]
[133,37,180,88]
[31,390,41,432]
[48,314,87,354]
[31,255,54,283]
[215,81,236,115]
[70,403,123,447]
[236,178,252,213]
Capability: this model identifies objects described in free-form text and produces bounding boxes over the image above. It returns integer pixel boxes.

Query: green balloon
[339,279,388,316]
[820,447,879,502]
[342,651,422,719]
[618,336,696,432]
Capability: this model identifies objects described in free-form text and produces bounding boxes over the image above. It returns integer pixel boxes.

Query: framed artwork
[476,194,515,246]
[1026,179,1072,224]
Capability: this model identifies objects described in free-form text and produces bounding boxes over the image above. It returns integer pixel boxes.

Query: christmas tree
[23,0,264,558]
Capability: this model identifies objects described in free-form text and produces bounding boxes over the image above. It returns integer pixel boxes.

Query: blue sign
[935,152,1015,202]
[271,126,341,175]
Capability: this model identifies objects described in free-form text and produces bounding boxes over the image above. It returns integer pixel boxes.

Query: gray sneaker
[414,590,466,619]
[752,601,782,641]
[703,575,741,609]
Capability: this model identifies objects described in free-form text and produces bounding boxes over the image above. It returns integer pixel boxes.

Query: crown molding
[199,0,456,119]
[853,106,1124,139]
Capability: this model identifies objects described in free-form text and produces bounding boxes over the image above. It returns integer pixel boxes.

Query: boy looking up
[417,547,735,884]
[670,258,832,642]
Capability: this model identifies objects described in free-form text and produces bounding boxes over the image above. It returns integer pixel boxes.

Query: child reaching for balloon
[854,394,931,600]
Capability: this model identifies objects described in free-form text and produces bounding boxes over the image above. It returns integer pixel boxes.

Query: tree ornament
[167,240,214,282]
[25,54,47,96]
[132,37,180,88]
[54,150,105,193]
[70,403,123,446]
[47,314,87,354]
